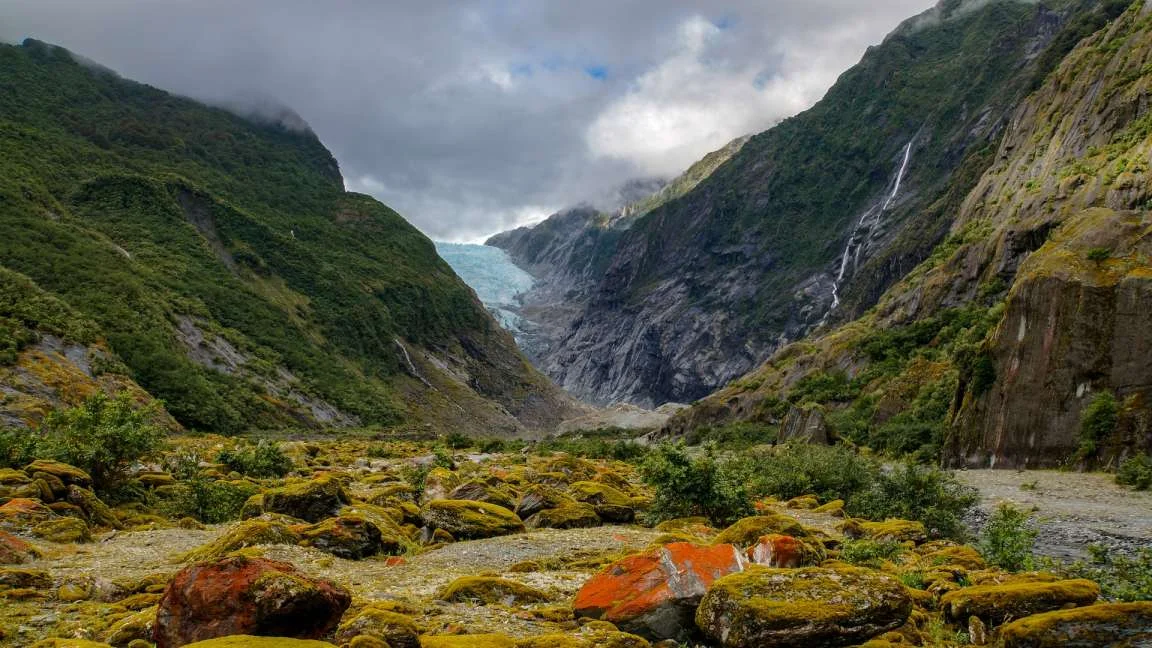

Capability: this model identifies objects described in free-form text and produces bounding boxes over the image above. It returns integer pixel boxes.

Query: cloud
[1,0,934,241]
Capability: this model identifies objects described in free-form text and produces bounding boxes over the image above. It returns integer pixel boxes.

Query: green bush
[847,462,978,541]
[1087,247,1111,262]
[1078,391,1119,460]
[36,392,165,492]
[444,432,473,449]
[1116,453,1152,490]
[1044,545,1152,602]
[0,427,38,469]
[640,443,753,526]
[737,443,881,503]
[840,539,906,567]
[159,477,261,523]
[216,439,293,478]
[978,503,1038,571]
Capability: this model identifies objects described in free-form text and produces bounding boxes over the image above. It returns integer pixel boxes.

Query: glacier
[435,242,535,334]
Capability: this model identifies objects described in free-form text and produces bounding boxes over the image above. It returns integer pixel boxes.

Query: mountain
[665,0,1152,468]
[490,0,1134,410]
[0,39,579,435]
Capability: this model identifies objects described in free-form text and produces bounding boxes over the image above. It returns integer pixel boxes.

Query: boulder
[66,485,122,529]
[334,605,420,647]
[32,517,93,543]
[695,565,912,648]
[104,607,156,647]
[180,518,301,562]
[568,481,634,523]
[746,534,824,567]
[0,567,52,590]
[573,542,748,641]
[153,556,350,648]
[29,640,115,648]
[517,626,651,647]
[713,515,809,546]
[24,460,92,488]
[418,635,515,648]
[447,480,517,510]
[0,530,41,564]
[420,467,460,503]
[857,519,927,544]
[182,639,336,648]
[262,475,350,523]
[296,515,388,560]
[436,576,551,605]
[525,504,601,530]
[420,500,524,540]
[0,498,55,531]
[998,602,1152,647]
[515,484,577,519]
[940,579,1101,626]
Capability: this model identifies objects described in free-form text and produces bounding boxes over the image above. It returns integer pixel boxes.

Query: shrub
[159,477,261,523]
[840,539,905,567]
[36,392,165,492]
[1044,546,1152,602]
[216,439,293,478]
[1078,391,1119,460]
[737,443,881,503]
[978,503,1038,571]
[0,427,38,469]
[640,443,752,526]
[444,432,473,449]
[1087,247,1111,262]
[1116,453,1152,490]
[847,462,978,541]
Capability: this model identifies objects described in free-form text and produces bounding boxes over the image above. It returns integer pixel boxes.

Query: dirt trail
[956,469,1152,560]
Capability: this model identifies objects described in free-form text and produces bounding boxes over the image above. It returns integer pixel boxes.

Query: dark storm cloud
[2,0,934,241]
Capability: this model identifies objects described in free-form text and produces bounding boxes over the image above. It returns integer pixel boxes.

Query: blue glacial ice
[435,242,535,333]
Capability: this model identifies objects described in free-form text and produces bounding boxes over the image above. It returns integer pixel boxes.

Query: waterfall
[825,140,915,315]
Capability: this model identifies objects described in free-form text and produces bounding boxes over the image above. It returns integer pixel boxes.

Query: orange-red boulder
[153,556,350,648]
[0,530,40,564]
[746,534,823,567]
[573,542,747,641]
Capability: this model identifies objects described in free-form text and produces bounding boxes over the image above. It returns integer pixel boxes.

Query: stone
[567,481,634,523]
[24,460,92,488]
[182,639,336,648]
[66,485,123,529]
[0,567,52,590]
[858,519,927,544]
[998,602,1152,647]
[0,498,55,531]
[334,605,418,647]
[180,518,301,562]
[418,635,515,648]
[0,530,41,564]
[712,515,809,546]
[518,626,652,648]
[573,542,748,641]
[525,504,601,530]
[296,515,389,560]
[745,534,824,567]
[32,517,93,543]
[262,475,350,523]
[940,579,1101,626]
[447,480,517,510]
[515,484,576,519]
[420,467,460,503]
[152,556,350,647]
[695,565,913,648]
[104,607,156,647]
[419,499,524,540]
[436,576,551,605]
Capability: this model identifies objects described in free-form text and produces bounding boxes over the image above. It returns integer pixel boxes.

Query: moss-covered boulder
[0,567,52,590]
[334,605,420,647]
[0,498,55,531]
[366,482,419,505]
[180,518,301,562]
[103,607,156,647]
[917,544,986,571]
[239,495,264,520]
[858,519,927,544]
[24,460,92,488]
[437,576,551,605]
[695,565,912,648]
[447,480,517,511]
[65,485,122,529]
[31,516,92,543]
[153,556,350,647]
[525,503,601,530]
[516,626,650,648]
[420,467,460,503]
[568,481,634,523]
[182,638,336,648]
[419,635,516,648]
[262,475,350,523]
[998,602,1152,647]
[296,515,390,560]
[515,484,576,519]
[420,500,524,540]
[653,517,717,538]
[29,640,115,648]
[940,579,1101,626]
[713,515,809,546]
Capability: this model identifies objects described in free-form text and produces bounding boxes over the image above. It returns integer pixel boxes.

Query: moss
[998,602,1152,647]
[436,576,551,605]
[102,607,154,646]
[515,628,650,648]
[296,515,396,560]
[31,517,93,543]
[858,519,928,544]
[0,567,52,590]
[262,475,351,523]
[712,515,810,546]
[940,579,1101,625]
[179,518,301,562]
[181,638,337,648]
[30,641,116,648]
[419,634,516,648]
[524,504,600,530]
[419,500,524,540]
[335,605,420,646]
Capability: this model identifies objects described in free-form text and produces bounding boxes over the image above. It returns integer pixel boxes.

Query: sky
[2,0,935,242]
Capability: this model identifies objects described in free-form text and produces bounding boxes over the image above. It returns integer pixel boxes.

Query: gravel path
[956,469,1152,560]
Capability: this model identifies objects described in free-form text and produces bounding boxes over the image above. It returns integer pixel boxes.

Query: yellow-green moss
[524,504,600,530]
[712,515,810,546]
[335,605,419,645]
[419,634,516,648]
[436,576,551,605]
[859,519,927,544]
[179,518,301,562]
[998,602,1152,647]
[419,500,524,540]
[182,637,337,648]
[940,579,1101,624]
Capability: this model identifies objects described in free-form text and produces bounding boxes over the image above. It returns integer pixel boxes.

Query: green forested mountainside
[0,39,574,434]
[668,0,1152,469]
[512,0,1133,409]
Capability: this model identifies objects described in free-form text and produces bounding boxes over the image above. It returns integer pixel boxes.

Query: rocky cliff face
[665,0,1152,468]
[0,40,579,435]
[495,0,1109,408]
